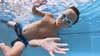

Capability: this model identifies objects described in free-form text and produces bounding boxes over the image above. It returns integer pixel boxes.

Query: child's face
[57,9,78,28]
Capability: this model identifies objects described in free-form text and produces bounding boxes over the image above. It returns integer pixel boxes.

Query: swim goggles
[62,13,73,26]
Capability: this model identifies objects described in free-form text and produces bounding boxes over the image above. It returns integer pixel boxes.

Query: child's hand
[33,0,47,7]
[40,37,69,56]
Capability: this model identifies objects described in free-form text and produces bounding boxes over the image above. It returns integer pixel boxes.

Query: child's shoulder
[45,12,54,18]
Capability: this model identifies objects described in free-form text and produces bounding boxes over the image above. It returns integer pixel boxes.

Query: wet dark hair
[70,6,80,24]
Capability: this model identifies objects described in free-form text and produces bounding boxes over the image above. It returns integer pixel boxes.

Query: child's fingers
[56,47,70,52]
[49,51,55,56]
[57,43,69,46]
[54,49,66,54]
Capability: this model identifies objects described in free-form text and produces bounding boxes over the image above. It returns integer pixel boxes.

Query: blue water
[0,0,100,56]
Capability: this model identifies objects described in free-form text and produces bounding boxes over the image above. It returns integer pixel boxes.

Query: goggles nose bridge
[62,13,73,26]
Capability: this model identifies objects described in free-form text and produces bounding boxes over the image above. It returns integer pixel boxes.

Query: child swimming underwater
[0,0,80,56]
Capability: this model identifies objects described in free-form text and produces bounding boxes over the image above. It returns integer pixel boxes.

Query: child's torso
[22,15,59,40]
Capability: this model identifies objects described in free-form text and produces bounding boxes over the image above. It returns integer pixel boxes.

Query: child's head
[56,6,80,27]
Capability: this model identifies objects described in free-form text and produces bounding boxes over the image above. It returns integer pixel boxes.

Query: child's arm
[32,0,47,17]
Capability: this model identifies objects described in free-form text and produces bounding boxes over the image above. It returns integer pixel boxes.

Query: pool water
[0,0,100,56]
